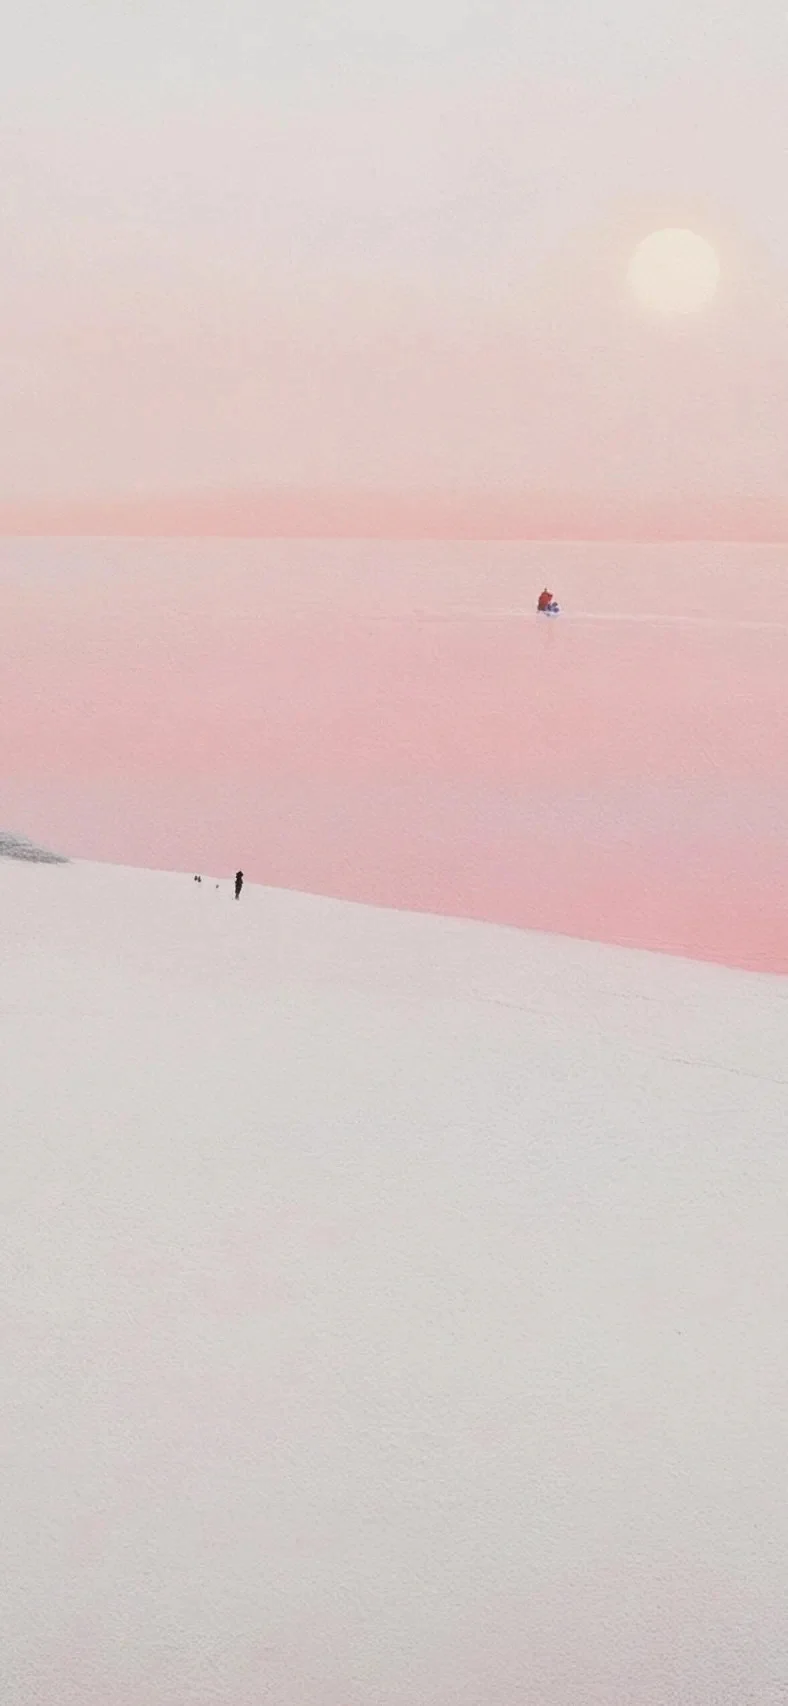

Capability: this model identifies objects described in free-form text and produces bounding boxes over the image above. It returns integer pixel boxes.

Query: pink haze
[2,538,786,974]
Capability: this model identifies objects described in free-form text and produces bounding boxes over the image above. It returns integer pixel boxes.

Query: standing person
[235,870,244,900]
[537,587,554,613]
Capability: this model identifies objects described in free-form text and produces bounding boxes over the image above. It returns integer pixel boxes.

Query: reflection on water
[1,538,786,971]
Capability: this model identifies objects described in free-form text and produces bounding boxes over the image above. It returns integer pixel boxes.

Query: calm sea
[1,536,786,972]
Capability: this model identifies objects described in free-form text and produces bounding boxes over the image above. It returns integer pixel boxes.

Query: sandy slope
[2,858,788,1705]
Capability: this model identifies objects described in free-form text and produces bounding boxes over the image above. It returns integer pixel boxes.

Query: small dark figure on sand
[194,875,202,883]
[235,870,244,900]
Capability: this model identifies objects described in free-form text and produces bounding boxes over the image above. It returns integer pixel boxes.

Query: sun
[627,227,721,316]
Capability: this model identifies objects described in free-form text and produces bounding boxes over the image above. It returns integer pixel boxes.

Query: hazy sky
[2,0,787,503]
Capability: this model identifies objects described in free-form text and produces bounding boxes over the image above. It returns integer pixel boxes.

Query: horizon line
[2,488,788,544]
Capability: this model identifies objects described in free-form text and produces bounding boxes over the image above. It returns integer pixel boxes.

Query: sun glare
[627,227,721,316]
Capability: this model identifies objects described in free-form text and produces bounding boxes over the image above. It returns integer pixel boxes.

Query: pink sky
[1,1,788,518]
[4,16,788,1696]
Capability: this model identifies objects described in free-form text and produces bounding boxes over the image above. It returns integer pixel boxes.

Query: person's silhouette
[235,870,244,900]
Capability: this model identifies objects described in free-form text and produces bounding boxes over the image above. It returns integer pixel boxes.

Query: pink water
[2,537,787,972]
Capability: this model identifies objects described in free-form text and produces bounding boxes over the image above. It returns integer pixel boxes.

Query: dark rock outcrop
[0,832,68,863]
